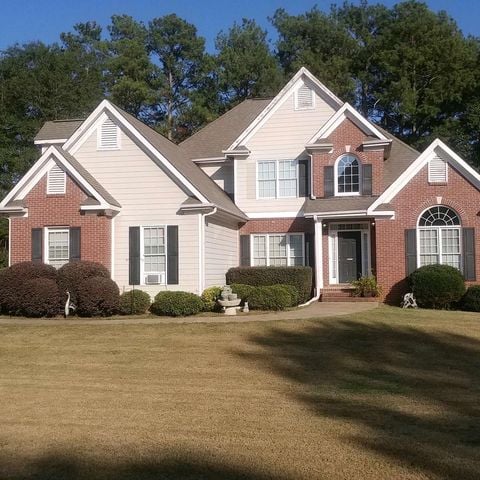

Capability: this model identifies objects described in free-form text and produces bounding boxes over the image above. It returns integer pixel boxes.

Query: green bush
[459,285,480,312]
[119,289,151,315]
[276,284,300,306]
[248,285,293,311]
[57,261,110,306]
[226,266,313,303]
[409,264,465,309]
[18,278,62,317]
[201,286,222,312]
[151,291,204,317]
[76,276,120,317]
[351,275,382,297]
[229,283,255,305]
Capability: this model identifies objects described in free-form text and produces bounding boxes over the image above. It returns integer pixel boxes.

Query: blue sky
[0,0,477,52]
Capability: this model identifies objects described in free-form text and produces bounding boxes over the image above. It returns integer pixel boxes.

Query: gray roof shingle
[304,196,378,215]
[35,119,84,142]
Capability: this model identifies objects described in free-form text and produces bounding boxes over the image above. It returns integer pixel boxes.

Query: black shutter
[298,159,310,197]
[463,227,476,281]
[129,226,140,285]
[324,166,334,197]
[167,225,179,285]
[69,227,81,262]
[31,228,43,263]
[362,164,372,196]
[240,235,251,266]
[405,229,417,276]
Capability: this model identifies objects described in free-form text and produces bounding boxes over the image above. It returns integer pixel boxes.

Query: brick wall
[239,217,314,234]
[10,174,111,269]
[312,118,385,197]
[376,163,480,303]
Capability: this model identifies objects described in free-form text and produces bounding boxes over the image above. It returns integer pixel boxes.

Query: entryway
[337,231,362,283]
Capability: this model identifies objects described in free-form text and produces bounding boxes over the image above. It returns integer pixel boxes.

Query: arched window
[418,206,461,270]
[336,155,360,195]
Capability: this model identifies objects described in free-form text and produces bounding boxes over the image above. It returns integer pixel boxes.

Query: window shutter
[99,119,119,150]
[69,227,81,262]
[405,229,417,276]
[324,166,334,197]
[129,227,140,285]
[428,155,447,183]
[47,164,66,194]
[362,164,372,196]
[167,225,179,285]
[240,235,251,266]
[463,227,476,281]
[298,159,310,197]
[31,228,43,263]
[296,84,314,109]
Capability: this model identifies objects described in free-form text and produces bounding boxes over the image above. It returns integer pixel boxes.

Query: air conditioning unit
[145,273,165,285]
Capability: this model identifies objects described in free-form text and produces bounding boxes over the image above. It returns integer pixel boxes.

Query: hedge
[201,286,223,312]
[119,289,151,315]
[248,285,293,311]
[76,276,120,317]
[230,283,256,305]
[459,285,480,312]
[18,278,62,317]
[226,266,312,303]
[151,291,204,317]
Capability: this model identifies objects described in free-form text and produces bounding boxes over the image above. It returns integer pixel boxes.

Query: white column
[314,218,323,293]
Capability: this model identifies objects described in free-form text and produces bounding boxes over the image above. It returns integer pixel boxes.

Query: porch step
[320,286,378,303]
[321,295,378,303]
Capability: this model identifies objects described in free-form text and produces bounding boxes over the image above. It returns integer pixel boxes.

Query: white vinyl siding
[428,155,447,183]
[252,233,304,266]
[257,160,298,199]
[295,84,314,110]
[46,228,69,268]
[98,119,120,150]
[47,164,66,194]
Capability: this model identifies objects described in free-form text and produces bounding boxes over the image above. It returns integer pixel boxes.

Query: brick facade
[239,217,314,234]
[312,118,385,198]
[10,174,111,269]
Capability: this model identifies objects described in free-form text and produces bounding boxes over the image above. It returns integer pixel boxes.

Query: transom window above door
[335,155,360,195]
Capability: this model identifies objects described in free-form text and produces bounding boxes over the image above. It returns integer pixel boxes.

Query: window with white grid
[257,161,276,198]
[336,155,360,195]
[278,160,298,197]
[252,234,304,267]
[47,228,69,268]
[143,227,166,274]
[257,160,299,198]
[253,235,267,266]
[269,235,288,266]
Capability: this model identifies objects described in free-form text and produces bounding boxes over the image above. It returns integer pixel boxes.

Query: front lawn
[1,306,480,479]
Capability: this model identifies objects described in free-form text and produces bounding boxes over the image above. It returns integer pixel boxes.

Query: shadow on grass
[239,319,480,479]
[0,451,288,480]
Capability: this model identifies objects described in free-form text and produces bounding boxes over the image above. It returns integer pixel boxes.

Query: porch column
[314,217,323,294]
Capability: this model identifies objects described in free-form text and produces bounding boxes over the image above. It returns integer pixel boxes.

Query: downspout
[299,215,323,307]
[198,207,218,294]
[110,215,115,279]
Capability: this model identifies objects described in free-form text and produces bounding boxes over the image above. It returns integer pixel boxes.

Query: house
[1,67,479,303]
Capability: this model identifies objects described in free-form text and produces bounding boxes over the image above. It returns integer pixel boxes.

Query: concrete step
[321,295,378,303]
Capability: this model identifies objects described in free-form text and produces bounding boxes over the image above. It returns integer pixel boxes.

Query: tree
[215,18,282,108]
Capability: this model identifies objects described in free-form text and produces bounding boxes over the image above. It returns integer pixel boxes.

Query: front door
[338,231,362,283]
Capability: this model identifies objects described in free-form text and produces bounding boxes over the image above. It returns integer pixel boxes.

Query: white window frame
[256,159,300,199]
[140,226,167,285]
[334,154,361,197]
[250,233,305,267]
[416,206,462,271]
[294,84,315,111]
[44,227,70,268]
[97,119,121,151]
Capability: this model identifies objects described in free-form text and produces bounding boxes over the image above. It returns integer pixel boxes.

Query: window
[142,226,166,284]
[418,206,461,270]
[336,155,360,195]
[428,155,447,183]
[295,84,314,110]
[47,228,69,268]
[98,118,120,150]
[252,234,304,266]
[257,160,299,198]
[47,164,66,194]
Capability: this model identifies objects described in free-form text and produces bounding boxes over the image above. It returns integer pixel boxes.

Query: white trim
[193,157,227,164]
[44,227,70,268]
[307,103,389,145]
[8,217,11,267]
[198,215,203,294]
[250,232,305,267]
[110,216,115,280]
[369,139,480,214]
[256,159,300,200]
[314,220,323,290]
[247,211,302,219]
[228,67,343,150]
[63,100,209,204]
[140,225,167,286]
[334,154,361,197]
[34,138,67,145]
[233,158,237,203]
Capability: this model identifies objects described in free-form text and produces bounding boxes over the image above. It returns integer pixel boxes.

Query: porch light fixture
[371,221,376,226]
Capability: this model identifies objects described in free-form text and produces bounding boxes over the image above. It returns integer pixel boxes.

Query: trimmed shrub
[276,284,300,307]
[18,278,62,317]
[230,284,256,305]
[57,261,110,305]
[76,276,120,317]
[151,291,203,317]
[119,289,151,315]
[409,264,465,309]
[248,285,293,311]
[459,285,480,312]
[0,262,58,314]
[201,286,222,312]
[226,266,313,303]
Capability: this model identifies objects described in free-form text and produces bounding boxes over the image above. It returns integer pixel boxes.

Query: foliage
[351,275,382,297]
[409,264,465,309]
[119,289,151,315]
[226,266,313,303]
[57,261,111,306]
[76,276,120,317]
[459,285,480,312]
[276,284,300,306]
[247,285,293,311]
[229,283,256,305]
[17,278,62,317]
[201,286,222,312]
[151,291,204,317]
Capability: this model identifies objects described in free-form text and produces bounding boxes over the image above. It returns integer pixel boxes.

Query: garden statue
[64,290,76,318]
[401,292,418,309]
[217,285,241,316]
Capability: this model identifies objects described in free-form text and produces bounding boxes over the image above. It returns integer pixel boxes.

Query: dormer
[34,119,84,153]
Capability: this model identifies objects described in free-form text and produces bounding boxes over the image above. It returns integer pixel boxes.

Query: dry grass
[1,306,480,479]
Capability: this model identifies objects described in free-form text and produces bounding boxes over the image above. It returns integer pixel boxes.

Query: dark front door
[338,231,362,283]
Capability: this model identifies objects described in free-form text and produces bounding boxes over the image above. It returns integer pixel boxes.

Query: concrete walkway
[0,301,378,326]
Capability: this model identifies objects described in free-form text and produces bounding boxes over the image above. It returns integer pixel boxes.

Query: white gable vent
[428,155,447,183]
[47,164,66,194]
[295,83,315,110]
[98,118,119,150]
